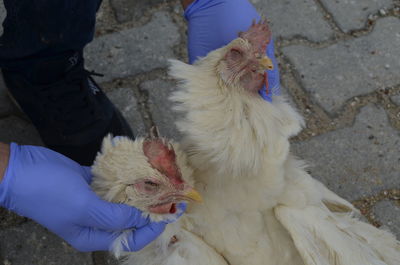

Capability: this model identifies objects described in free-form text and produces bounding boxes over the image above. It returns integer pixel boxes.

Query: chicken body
[92,21,400,265]
[167,22,399,265]
[169,56,307,265]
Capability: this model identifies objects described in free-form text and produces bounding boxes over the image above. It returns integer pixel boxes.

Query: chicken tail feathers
[275,205,400,265]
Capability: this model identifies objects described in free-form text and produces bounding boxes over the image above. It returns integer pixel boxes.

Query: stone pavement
[0,0,399,264]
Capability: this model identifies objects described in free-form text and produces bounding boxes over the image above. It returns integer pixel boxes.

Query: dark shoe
[2,51,134,165]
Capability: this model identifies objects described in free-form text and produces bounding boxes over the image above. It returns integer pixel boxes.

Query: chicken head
[139,138,202,214]
[91,134,201,221]
[217,19,274,94]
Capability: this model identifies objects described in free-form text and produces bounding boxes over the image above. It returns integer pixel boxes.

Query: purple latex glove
[0,143,184,252]
[185,0,280,101]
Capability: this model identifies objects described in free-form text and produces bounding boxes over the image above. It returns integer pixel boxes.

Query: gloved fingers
[160,202,188,224]
[266,38,281,95]
[177,202,187,215]
[259,38,281,101]
[123,222,167,252]
[84,197,151,231]
[185,0,260,63]
[66,227,117,252]
[81,166,93,184]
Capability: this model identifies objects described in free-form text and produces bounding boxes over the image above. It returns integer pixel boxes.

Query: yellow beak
[259,56,274,70]
[183,188,203,203]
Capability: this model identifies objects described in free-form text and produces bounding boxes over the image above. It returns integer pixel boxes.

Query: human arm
[0,143,180,252]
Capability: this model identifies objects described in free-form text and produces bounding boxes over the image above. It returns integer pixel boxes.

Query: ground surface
[0,0,399,264]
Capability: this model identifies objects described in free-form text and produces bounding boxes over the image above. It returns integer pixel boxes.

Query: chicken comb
[238,18,271,54]
[143,137,184,186]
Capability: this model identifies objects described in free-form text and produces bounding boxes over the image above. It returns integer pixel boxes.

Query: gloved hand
[0,143,184,252]
[184,0,280,101]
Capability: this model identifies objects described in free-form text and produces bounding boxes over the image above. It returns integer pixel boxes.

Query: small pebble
[379,9,387,16]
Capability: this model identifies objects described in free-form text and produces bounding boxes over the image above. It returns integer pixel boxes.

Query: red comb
[238,18,271,53]
[143,139,184,186]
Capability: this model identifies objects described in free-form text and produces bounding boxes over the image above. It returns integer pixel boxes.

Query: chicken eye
[228,48,243,61]
[133,180,161,195]
[144,181,159,187]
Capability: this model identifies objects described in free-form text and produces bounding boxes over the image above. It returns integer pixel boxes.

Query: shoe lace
[35,67,105,135]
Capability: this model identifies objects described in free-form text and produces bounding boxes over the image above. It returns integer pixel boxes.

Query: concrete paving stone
[106,87,146,137]
[0,208,26,229]
[320,0,393,32]
[0,116,42,145]
[291,104,400,202]
[283,17,400,113]
[373,200,400,238]
[84,12,180,83]
[95,0,117,35]
[140,78,182,141]
[92,251,119,265]
[110,0,165,23]
[0,221,93,265]
[250,0,334,42]
[0,74,17,116]
[280,86,297,108]
[392,94,400,105]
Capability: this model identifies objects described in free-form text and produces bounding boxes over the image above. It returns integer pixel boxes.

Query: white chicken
[91,130,227,264]
[92,20,400,265]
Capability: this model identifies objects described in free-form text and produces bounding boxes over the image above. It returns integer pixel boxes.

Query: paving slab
[96,0,118,35]
[92,251,119,265]
[85,12,180,83]
[283,17,400,113]
[373,200,400,237]
[0,221,93,265]
[280,86,297,108]
[110,0,165,23]
[0,208,26,229]
[0,116,42,145]
[320,0,393,32]
[251,0,334,41]
[291,104,400,202]
[140,78,182,140]
[392,94,400,105]
[106,87,146,137]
